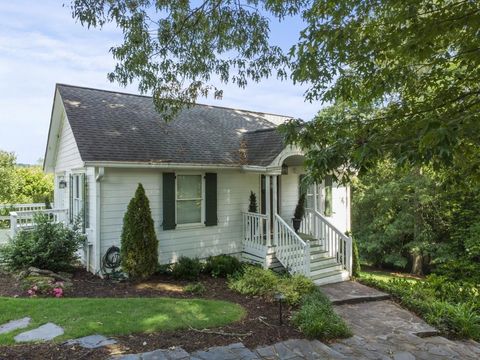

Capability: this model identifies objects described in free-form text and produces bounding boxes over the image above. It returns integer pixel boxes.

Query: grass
[359,267,422,283]
[0,297,245,345]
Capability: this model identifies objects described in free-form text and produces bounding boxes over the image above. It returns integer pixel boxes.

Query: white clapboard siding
[99,168,260,264]
[54,114,83,173]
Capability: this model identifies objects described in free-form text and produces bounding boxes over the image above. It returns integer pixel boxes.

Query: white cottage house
[40,84,352,285]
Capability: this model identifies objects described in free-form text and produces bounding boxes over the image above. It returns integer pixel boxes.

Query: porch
[242,170,352,285]
[0,203,68,243]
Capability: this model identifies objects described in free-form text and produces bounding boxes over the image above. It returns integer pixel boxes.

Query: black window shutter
[324,175,333,217]
[82,173,88,233]
[204,173,217,226]
[69,174,73,223]
[260,175,266,215]
[163,173,176,230]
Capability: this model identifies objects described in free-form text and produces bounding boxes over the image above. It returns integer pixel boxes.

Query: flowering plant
[22,276,69,297]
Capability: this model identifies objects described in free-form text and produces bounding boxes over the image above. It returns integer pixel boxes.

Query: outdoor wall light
[58,180,67,189]
[281,164,288,175]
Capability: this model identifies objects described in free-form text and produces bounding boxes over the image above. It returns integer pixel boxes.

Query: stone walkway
[113,281,480,359]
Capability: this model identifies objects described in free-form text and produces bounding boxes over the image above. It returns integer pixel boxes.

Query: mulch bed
[0,267,302,359]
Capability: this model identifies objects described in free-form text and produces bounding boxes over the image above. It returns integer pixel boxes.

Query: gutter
[85,161,282,174]
[85,161,240,170]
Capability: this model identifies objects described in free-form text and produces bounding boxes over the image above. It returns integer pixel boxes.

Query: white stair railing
[274,214,310,277]
[242,212,268,259]
[305,208,352,275]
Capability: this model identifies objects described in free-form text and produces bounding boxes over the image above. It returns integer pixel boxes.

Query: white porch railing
[242,212,268,259]
[0,203,47,212]
[304,208,352,275]
[9,209,68,238]
[274,214,310,276]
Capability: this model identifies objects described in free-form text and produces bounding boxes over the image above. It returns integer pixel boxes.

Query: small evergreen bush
[171,256,203,280]
[0,214,85,272]
[120,184,159,279]
[248,191,258,213]
[204,255,242,277]
[292,289,352,339]
[351,237,361,278]
[294,193,306,219]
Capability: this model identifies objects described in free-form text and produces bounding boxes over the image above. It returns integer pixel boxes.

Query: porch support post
[272,175,278,246]
[265,175,271,246]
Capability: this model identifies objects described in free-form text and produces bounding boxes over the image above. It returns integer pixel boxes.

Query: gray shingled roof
[57,84,289,166]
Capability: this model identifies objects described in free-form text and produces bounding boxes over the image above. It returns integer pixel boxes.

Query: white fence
[0,203,66,244]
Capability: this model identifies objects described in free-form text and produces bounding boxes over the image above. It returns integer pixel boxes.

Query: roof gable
[52,84,290,166]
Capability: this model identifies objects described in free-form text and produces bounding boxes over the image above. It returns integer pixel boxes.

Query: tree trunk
[411,252,423,276]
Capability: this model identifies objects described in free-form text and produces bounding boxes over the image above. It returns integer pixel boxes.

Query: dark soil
[0,267,302,359]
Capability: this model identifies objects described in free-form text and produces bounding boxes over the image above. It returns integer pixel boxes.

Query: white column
[265,175,271,246]
[10,212,18,238]
[272,175,278,246]
[272,175,278,217]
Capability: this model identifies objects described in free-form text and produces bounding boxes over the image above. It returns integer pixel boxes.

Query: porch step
[312,269,350,286]
[310,262,344,277]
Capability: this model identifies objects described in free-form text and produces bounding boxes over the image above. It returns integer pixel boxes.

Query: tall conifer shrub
[121,183,159,278]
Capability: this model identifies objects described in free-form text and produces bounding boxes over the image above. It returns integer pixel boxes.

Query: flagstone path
[112,281,480,359]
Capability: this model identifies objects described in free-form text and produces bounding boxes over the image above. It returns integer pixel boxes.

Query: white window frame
[175,172,205,227]
[71,172,84,221]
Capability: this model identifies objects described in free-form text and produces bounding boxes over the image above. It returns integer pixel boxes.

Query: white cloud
[0,0,321,164]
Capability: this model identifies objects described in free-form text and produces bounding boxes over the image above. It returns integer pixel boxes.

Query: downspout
[95,167,105,277]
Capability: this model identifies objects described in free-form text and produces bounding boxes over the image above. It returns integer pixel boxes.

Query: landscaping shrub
[184,282,206,295]
[155,263,172,275]
[0,214,85,272]
[228,266,315,306]
[277,274,316,306]
[120,183,159,279]
[204,255,242,277]
[360,275,480,340]
[171,256,203,280]
[228,265,279,298]
[292,289,352,339]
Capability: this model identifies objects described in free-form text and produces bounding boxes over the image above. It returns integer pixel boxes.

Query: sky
[0,1,320,164]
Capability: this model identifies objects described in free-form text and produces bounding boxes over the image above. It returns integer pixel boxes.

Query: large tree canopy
[71,0,480,177]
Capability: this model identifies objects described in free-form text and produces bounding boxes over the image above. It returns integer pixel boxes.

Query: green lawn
[0,297,245,345]
[359,268,421,284]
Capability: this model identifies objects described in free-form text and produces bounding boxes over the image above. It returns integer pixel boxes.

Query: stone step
[320,281,391,305]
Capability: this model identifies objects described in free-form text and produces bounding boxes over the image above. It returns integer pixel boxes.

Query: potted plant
[248,191,258,213]
[292,193,306,233]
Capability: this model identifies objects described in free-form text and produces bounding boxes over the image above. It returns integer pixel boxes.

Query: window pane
[177,175,201,199]
[177,200,201,224]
